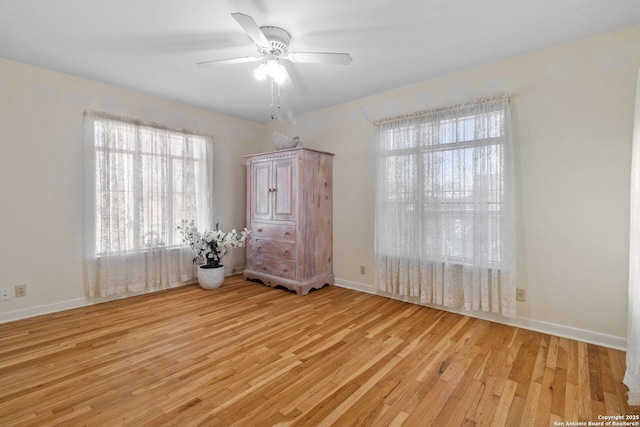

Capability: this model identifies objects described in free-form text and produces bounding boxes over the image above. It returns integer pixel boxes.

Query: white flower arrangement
[177,220,250,268]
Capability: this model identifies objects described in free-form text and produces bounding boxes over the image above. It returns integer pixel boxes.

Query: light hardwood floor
[0,275,638,426]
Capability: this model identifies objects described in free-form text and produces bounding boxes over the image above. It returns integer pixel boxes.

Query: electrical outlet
[15,284,26,298]
[516,288,526,302]
[0,288,10,302]
[360,265,366,275]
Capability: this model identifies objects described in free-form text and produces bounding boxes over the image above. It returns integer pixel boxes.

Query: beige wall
[266,25,640,347]
[2,25,639,348]
[0,57,264,319]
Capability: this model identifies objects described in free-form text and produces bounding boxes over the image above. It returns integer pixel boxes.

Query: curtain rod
[373,93,511,126]
[84,110,213,139]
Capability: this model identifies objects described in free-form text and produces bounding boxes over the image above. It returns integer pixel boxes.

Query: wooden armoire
[243,148,334,295]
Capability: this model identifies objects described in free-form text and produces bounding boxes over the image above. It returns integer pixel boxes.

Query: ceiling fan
[197,12,353,82]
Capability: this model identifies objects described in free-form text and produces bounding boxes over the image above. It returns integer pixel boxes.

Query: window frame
[88,114,212,256]
[377,108,507,267]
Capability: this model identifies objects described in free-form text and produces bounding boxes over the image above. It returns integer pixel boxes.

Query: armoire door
[272,157,297,222]
[251,160,272,221]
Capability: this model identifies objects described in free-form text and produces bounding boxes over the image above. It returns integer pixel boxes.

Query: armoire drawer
[249,256,296,280]
[249,239,296,261]
[251,222,296,242]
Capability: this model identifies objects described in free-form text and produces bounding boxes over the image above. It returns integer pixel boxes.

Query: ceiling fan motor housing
[260,26,291,56]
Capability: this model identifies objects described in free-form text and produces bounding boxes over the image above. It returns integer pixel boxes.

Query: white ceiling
[1,0,639,123]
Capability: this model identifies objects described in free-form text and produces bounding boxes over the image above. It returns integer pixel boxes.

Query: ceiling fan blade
[231,12,271,50]
[197,56,262,66]
[286,52,353,65]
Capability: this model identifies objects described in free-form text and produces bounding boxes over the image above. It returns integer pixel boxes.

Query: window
[379,109,505,266]
[374,96,516,317]
[83,112,212,297]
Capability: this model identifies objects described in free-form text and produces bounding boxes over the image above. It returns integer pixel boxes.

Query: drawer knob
[284,231,290,235]
[257,228,263,232]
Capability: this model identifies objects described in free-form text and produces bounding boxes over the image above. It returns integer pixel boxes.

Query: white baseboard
[334,278,377,294]
[334,278,627,351]
[0,297,90,324]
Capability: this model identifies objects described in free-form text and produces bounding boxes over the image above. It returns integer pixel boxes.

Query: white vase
[197,265,225,289]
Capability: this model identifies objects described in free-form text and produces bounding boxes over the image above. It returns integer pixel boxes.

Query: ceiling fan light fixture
[254,64,268,81]
[254,59,286,85]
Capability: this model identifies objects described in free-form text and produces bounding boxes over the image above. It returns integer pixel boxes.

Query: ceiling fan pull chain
[278,83,281,111]
[271,77,274,120]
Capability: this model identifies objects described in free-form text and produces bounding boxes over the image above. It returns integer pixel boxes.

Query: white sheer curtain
[626,72,640,406]
[82,111,212,298]
[374,95,516,318]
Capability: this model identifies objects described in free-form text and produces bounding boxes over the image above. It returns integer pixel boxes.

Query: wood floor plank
[493,379,518,426]
[578,341,594,420]
[0,276,637,426]
[473,375,501,425]
[521,381,542,426]
[534,367,555,426]
[550,368,567,418]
